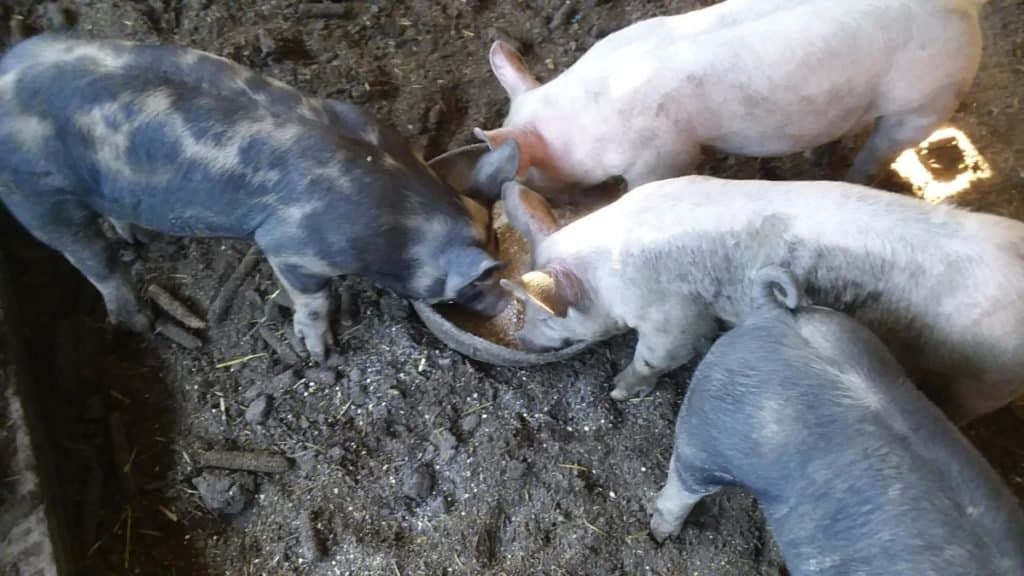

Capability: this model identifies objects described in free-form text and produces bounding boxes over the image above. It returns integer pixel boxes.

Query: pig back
[0,34,471,244]
[678,306,1024,575]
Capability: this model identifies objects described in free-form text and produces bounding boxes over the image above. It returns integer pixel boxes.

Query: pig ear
[489,40,540,99]
[575,175,628,210]
[473,126,547,179]
[501,181,558,254]
[468,137,521,203]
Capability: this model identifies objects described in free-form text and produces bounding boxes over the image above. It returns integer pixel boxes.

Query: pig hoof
[649,515,678,544]
[610,372,656,401]
[310,348,326,365]
[112,309,153,335]
[610,385,655,401]
[293,325,329,365]
[118,247,138,263]
[610,386,635,401]
[302,339,326,365]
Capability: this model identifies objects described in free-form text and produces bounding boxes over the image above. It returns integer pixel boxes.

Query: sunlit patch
[890,127,992,203]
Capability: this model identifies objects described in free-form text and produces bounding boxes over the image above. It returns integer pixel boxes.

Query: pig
[0,33,507,362]
[649,265,1024,575]
[471,0,989,201]
[499,174,1024,424]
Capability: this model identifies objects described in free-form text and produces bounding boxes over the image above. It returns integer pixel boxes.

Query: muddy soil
[0,1,1022,575]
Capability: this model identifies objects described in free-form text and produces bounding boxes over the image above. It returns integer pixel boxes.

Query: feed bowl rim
[410,300,591,367]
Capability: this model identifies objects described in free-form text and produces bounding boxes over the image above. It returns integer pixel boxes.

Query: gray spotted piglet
[649,265,1024,576]
[0,34,507,361]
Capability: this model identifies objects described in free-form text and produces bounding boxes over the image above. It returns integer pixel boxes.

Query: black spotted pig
[649,265,1024,575]
[499,175,1024,424]
[0,34,507,362]
[472,0,989,200]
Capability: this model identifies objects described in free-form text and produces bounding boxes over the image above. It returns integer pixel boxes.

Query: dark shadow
[0,207,212,575]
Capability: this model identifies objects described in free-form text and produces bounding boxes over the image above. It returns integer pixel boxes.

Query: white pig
[472,0,989,201]
[498,175,1024,425]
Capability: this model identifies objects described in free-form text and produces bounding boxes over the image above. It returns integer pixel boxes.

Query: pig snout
[514,330,570,353]
[438,245,507,317]
[515,334,549,352]
[455,279,509,318]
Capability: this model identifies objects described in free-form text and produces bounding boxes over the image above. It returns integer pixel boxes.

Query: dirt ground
[0,1,1022,575]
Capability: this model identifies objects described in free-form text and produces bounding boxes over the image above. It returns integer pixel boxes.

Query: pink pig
[472,0,989,201]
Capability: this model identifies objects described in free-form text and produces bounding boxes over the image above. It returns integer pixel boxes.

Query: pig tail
[752,265,802,311]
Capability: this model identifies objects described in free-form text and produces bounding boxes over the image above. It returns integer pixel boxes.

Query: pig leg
[808,139,842,169]
[569,176,627,212]
[650,455,712,543]
[929,374,1022,427]
[0,191,151,333]
[845,111,948,185]
[265,259,333,364]
[108,218,137,244]
[610,307,718,401]
[622,140,702,191]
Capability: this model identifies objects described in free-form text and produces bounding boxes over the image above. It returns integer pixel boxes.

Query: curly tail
[752,265,803,312]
